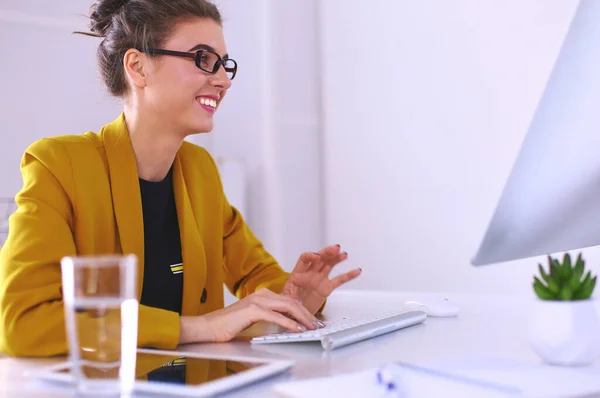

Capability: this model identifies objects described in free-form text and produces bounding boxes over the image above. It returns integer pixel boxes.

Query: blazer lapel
[173,154,207,316]
[101,113,145,300]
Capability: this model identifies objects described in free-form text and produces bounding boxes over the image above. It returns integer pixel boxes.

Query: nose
[209,64,233,89]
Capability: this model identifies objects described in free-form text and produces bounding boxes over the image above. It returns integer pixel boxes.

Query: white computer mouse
[402,297,460,317]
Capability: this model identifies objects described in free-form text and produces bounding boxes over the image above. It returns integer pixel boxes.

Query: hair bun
[89,0,128,37]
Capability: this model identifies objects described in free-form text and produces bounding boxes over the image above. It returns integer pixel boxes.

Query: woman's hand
[179,288,323,344]
[281,244,362,314]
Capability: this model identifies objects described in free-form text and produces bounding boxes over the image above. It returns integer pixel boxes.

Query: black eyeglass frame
[142,48,237,80]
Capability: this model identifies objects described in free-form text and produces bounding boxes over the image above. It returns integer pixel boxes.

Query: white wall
[212,0,324,269]
[0,1,323,276]
[0,7,122,198]
[318,0,593,295]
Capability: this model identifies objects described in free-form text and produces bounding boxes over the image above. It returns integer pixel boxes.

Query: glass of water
[61,255,139,396]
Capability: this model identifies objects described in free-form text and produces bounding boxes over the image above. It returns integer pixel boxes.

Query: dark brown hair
[78,0,222,97]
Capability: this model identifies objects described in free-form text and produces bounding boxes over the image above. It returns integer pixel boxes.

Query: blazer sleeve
[0,139,180,357]
[205,157,289,299]
[220,193,290,299]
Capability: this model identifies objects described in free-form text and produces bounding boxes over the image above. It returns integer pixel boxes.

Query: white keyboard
[250,310,427,350]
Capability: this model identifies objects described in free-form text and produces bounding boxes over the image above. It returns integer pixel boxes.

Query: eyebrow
[187,44,229,60]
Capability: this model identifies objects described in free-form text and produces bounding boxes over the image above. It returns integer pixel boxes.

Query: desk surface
[0,290,575,397]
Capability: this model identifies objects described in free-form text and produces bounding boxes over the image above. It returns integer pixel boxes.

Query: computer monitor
[472,0,600,266]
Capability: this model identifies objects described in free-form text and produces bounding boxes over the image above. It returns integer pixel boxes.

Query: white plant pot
[529,298,600,366]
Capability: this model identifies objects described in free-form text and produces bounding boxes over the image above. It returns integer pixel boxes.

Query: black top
[147,356,187,385]
[138,167,184,315]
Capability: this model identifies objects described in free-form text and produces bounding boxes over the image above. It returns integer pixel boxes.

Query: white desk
[1,290,596,397]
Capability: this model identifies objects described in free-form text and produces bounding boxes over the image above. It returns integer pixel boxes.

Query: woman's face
[141,18,233,137]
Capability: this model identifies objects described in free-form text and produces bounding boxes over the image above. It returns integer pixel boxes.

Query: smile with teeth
[198,97,217,108]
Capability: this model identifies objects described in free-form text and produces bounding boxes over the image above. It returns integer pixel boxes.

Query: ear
[123,49,147,89]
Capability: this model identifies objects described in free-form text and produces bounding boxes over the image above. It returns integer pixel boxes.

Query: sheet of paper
[271,366,516,398]
[422,357,600,398]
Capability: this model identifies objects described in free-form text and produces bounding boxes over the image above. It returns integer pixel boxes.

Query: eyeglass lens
[195,51,236,80]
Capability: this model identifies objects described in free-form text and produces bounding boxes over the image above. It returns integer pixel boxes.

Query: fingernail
[297,325,307,332]
[317,320,326,328]
[311,321,319,329]
[314,252,321,256]
[335,244,341,248]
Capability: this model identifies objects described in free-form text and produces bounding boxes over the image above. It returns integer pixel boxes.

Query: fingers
[294,251,323,273]
[254,293,320,330]
[319,245,348,273]
[251,290,319,329]
[293,245,348,275]
[331,268,362,289]
[269,300,319,330]
[253,308,306,333]
[291,253,312,273]
[318,244,342,258]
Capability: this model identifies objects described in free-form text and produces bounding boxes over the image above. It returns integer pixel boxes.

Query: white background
[318,0,595,295]
[1,0,596,297]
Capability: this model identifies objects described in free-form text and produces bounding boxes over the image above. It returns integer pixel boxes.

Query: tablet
[27,348,295,397]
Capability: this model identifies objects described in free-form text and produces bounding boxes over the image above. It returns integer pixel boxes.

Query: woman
[0,0,361,357]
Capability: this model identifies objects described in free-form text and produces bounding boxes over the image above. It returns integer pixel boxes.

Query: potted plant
[529,252,600,366]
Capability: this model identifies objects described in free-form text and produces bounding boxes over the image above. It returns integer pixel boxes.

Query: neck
[123,104,184,182]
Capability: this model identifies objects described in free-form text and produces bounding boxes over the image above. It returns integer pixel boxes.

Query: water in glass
[61,255,138,396]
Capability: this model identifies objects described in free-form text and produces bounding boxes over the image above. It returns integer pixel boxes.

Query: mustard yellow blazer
[0,114,290,357]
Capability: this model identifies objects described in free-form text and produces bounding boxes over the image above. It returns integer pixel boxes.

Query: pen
[376,365,406,397]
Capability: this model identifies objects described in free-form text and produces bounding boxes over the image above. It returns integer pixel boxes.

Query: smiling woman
[0,0,361,357]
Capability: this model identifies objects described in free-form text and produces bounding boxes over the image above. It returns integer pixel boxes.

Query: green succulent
[533,252,597,301]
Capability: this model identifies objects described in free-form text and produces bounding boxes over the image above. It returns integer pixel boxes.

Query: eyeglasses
[142,48,237,80]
